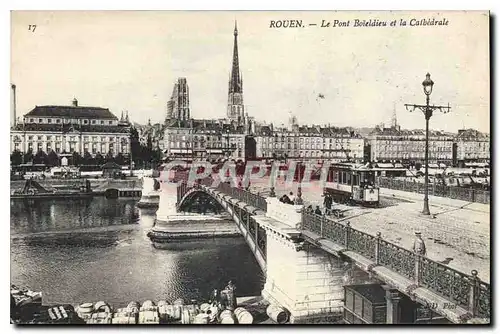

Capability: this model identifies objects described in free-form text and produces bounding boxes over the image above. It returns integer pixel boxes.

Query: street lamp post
[405,73,451,215]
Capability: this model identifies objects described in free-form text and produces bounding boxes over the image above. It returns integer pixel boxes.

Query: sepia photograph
[9,10,490,325]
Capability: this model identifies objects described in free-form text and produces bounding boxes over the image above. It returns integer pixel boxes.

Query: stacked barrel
[138,300,160,324]
[74,298,256,325]
[112,302,139,324]
[79,301,113,324]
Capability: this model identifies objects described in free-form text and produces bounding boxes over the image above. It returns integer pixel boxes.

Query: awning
[428,164,440,168]
[169,149,193,154]
[376,163,394,168]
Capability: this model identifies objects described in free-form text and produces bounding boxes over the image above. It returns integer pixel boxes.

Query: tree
[10,150,22,166]
[114,153,125,166]
[23,149,33,164]
[47,150,60,167]
[130,127,142,165]
[105,151,114,162]
[95,152,105,166]
[82,151,93,165]
[146,134,153,157]
[33,150,48,165]
[71,152,82,166]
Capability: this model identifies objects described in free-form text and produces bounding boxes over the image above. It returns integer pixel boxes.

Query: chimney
[11,84,16,127]
[72,98,78,107]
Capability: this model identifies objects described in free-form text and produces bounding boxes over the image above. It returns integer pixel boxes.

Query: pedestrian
[314,206,322,216]
[306,205,313,213]
[225,281,237,311]
[288,192,295,204]
[280,194,291,204]
[325,194,333,215]
[413,232,427,256]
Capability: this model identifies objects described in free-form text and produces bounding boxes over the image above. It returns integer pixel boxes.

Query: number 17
[28,25,36,32]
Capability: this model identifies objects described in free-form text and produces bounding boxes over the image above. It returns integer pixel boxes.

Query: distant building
[10,98,130,157]
[454,129,490,166]
[166,78,190,122]
[254,123,364,163]
[367,125,454,165]
[135,119,165,152]
[163,119,246,161]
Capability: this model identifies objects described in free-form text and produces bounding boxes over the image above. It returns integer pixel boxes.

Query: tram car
[324,163,379,207]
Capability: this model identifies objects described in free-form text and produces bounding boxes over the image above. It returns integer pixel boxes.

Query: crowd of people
[278,190,339,217]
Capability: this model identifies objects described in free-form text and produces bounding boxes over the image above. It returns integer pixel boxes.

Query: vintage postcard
[10,10,490,325]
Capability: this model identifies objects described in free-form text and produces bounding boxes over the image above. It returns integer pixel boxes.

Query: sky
[11,11,490,133]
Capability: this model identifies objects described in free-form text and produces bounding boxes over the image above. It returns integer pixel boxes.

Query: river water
[10,197,263,307]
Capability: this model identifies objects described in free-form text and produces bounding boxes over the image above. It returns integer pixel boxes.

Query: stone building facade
[254,124,365,163]
[367,125,455,165]
[10,98,130,157]
[454,128,490,166]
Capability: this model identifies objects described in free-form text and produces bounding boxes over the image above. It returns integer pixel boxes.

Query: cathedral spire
[227,21,245,124]
[229,20,242,94]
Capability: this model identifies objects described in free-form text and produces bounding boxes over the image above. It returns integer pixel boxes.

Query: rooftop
[165,118,246,134]
[25,105,118,120]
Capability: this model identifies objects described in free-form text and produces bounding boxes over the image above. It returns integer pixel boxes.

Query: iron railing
[180,175,490,319]
[213,181,268,212]
[377,177,490,204]
[301,211,490,319]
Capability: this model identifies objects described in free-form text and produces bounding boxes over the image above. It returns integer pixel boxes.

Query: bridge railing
[213,181,268,212]
[301,211,491,319]
[377,177,490,204]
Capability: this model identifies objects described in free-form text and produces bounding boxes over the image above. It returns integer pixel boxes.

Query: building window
[38,118,43,123]
[92,120,96,125]
[108,120,112,125]
[84,120,88,124]
[29,118,34,123]
[100,121,104,125]
[48,119,52,123]
[56,119,61,123]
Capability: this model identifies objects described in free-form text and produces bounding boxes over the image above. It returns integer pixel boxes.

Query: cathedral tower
[227,21,244,124]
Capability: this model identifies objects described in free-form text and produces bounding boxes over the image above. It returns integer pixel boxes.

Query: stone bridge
[167,179,490,324]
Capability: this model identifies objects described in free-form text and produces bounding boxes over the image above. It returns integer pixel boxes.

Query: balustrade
[179,175,490,320]
[377,176,490,204]
[300,211,490,319]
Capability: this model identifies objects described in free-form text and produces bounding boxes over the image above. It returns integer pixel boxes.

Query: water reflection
[10,197,263,306]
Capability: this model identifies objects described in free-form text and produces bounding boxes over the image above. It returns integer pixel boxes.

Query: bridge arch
[176,185,267,271]
[104,188,119,199]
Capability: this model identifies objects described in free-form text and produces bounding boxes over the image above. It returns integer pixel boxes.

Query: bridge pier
[383,285,403,324]
[257,198,373,324]
[137,177,160,208]
[155,182,179,221]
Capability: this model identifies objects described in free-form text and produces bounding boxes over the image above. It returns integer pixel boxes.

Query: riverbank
[11,178,142,192]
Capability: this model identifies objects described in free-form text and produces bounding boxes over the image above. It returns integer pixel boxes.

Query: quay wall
[11,178,143,192]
